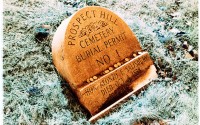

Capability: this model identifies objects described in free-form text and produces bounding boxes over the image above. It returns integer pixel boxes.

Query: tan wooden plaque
[52,6,157,121]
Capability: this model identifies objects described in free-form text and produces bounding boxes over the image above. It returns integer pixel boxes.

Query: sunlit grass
[3,0,198,124]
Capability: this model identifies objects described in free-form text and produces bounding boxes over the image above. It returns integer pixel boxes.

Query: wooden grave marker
[52,6,157,122]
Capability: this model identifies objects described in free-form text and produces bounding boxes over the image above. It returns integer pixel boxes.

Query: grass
[3,0,198,124]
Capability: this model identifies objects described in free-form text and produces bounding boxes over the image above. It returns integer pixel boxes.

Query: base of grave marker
[76,52,155,115]
[89,65,157,122]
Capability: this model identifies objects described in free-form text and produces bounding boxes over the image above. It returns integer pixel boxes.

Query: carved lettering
[96,54,110,67]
